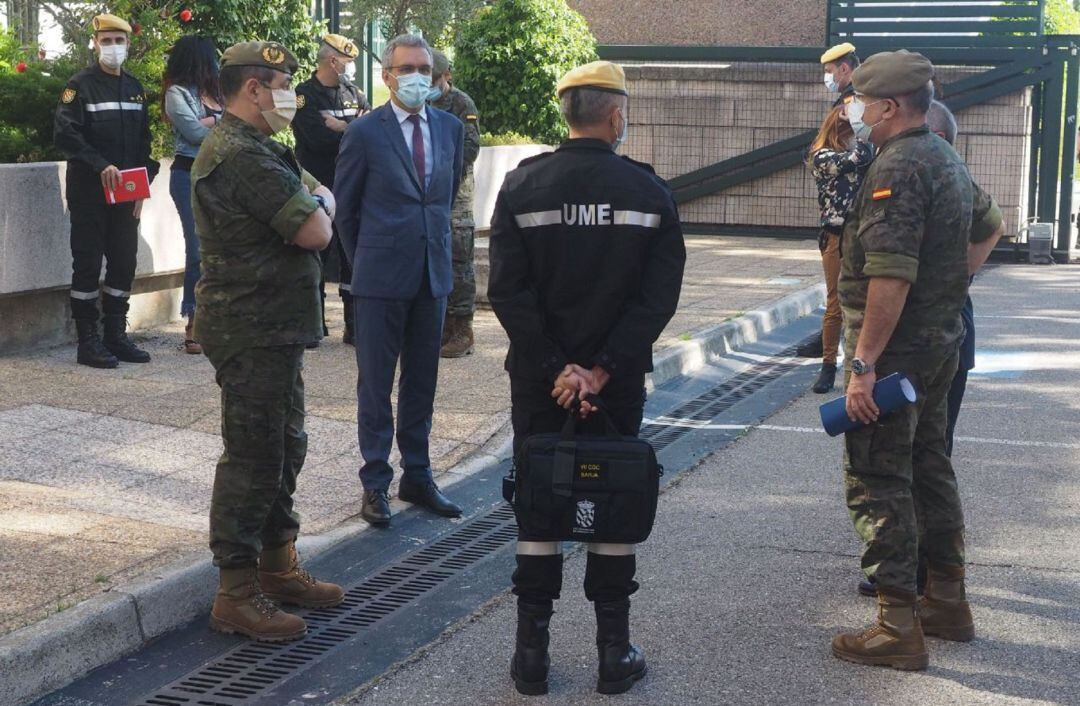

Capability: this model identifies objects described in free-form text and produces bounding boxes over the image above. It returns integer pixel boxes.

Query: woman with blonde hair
[807,106,874,393]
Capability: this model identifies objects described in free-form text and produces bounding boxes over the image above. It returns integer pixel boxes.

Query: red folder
[103,167,151,204]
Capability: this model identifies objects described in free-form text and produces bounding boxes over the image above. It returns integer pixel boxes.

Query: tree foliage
[1043,0,1080,33]
[453,0,596,144]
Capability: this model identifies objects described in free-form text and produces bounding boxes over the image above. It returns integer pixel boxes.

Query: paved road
[334,264,1080,706]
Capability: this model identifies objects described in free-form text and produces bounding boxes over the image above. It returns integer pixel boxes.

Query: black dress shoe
[858,574,877,597]
[398,479,463,518]
[361,490,391,526]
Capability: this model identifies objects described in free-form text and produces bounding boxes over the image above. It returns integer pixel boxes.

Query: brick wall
[621,63,1032,236]
[569,0,825,47]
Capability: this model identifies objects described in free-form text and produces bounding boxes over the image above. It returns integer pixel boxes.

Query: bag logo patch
[575,499,596,533]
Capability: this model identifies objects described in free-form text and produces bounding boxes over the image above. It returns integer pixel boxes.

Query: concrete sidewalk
[0,234,823,640]
[333,263,1080,706]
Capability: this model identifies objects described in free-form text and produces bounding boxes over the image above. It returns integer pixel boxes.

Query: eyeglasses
[387,64,433,76]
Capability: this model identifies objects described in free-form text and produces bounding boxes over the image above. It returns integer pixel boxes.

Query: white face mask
[824,72,839,92]
[260,87,297,134]
[342,61,356,82]
[99,43,127,70]
[847,97,886,142]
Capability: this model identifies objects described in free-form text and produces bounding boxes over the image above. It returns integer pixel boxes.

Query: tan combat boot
[832,587,929,670]
[210,566,307,643]
[440,314,475,358]
[259,541,345,608]
[919,563,975,642]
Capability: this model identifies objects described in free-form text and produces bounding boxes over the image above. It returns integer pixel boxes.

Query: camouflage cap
[432,49,451,78]
[322,34,359,59]
[91,13,131,34]
[852,49,934,98]
[220,41,299,75]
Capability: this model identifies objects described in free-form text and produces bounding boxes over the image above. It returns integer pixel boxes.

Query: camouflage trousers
[447,223,476,317]
[843,349,965,594]
[203,343,308,568]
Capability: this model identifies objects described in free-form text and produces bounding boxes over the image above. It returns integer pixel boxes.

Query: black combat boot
[594,599,647,694]
[102,314,151,363]
[812,363,837,394]
[75,319,118,369]
[342,295,355,346]
[510,600,554,696]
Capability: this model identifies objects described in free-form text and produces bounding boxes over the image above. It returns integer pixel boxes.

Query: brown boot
[919,563,975,642]
[832,588,929,670]
[184,315,202,355]
[440,314,457,348]
[209,566,307,643]
[259,541,345,608]
[440,314,475,358]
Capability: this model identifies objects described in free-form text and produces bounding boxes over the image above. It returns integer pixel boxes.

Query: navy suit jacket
[334,102,464,299]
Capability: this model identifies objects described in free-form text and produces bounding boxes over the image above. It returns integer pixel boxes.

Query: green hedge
[480,131,538,147]
[454,0,596,145]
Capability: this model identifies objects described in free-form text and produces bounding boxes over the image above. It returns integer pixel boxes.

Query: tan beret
[852,49,935,98]
[323,34,359,60]
[821,42,856,65]
[220,41,299,75]
[557,60,627,97]
[92,13,131,34]
[432,49,451,78]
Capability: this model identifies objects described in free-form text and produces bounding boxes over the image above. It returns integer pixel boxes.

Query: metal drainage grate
[640,344,801,451]
[136,505,519,706]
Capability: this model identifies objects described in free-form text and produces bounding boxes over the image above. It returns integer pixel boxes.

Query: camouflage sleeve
[300,168,321,193]
[231,148,319,243]
[857,166,927,284]
[969,176,1003,243]
[457,93,480,169]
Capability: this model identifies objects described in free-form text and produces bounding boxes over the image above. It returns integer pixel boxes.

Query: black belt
[171,155,195,172]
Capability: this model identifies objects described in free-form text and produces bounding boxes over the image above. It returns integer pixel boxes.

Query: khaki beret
[220,41,299,75]
[323,34,359,60]
[557,60,627,97]
[821,42,856,65]
[432,49,451,78]
[852,49,935,98]
[91,13,131,34]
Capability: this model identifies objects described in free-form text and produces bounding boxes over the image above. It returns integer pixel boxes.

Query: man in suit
[334,34,465,526]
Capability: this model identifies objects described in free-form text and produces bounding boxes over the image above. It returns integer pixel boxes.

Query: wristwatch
[312,194,331,217]
[851,357,875,376]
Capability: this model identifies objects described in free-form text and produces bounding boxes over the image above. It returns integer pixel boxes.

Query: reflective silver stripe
[319,108,359,118]
[84,101,143,112]
[514,210,562,229]
[102,286,130,298]
[70,289,99,300]
[612,210,662,228]
[587,543,636,556]
[340,283,352,293]
[517,541,561,556]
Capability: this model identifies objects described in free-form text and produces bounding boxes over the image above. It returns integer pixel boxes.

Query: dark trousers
[320,227,354,300]
[68,199,139,320]
[169,166,200,318]
[353,271,447,490]
[510,373,646,605]
[204,344,307,568]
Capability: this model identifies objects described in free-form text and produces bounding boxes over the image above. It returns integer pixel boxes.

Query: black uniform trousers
[510,373,646,606]
[68,198,139,321]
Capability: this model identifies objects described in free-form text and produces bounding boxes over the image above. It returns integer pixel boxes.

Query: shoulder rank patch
[61,88,76,104]
[465,114,477,122]
[872,188,892,201]
[296,94,306,109]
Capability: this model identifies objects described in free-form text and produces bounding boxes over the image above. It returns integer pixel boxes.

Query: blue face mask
[425,84,444,102]
[847,97,884,142]
[392,72,432,110]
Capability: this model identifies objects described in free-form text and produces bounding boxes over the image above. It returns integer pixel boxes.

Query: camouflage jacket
[431,86,479,224]
[191,113,323,348]
[839,126,1002,358]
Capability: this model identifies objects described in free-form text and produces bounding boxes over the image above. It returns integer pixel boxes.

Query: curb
[0,283,823,706]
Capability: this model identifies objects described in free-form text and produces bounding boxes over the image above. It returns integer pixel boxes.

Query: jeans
[169,166,200,317]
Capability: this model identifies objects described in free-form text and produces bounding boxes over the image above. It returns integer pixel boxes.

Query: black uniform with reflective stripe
[489,138,686,382]
[53,63,158,204]
[293,74,370,187]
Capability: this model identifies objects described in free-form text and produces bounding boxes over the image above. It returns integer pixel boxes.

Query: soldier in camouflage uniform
[429,49,481,358]
[831,50,1004,671]
[192,41,344,643]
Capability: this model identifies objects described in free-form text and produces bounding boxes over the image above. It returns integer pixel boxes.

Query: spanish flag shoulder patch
[872,188,892,201]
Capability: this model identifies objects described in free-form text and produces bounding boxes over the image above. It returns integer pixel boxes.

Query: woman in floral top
[807,105,874,393]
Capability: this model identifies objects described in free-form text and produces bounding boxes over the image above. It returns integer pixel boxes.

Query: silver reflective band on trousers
[516,541,636,556]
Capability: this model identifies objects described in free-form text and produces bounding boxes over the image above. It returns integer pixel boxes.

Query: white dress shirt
[391,100,432,188]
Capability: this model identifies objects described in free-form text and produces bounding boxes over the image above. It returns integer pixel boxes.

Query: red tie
[408,113,425,189]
